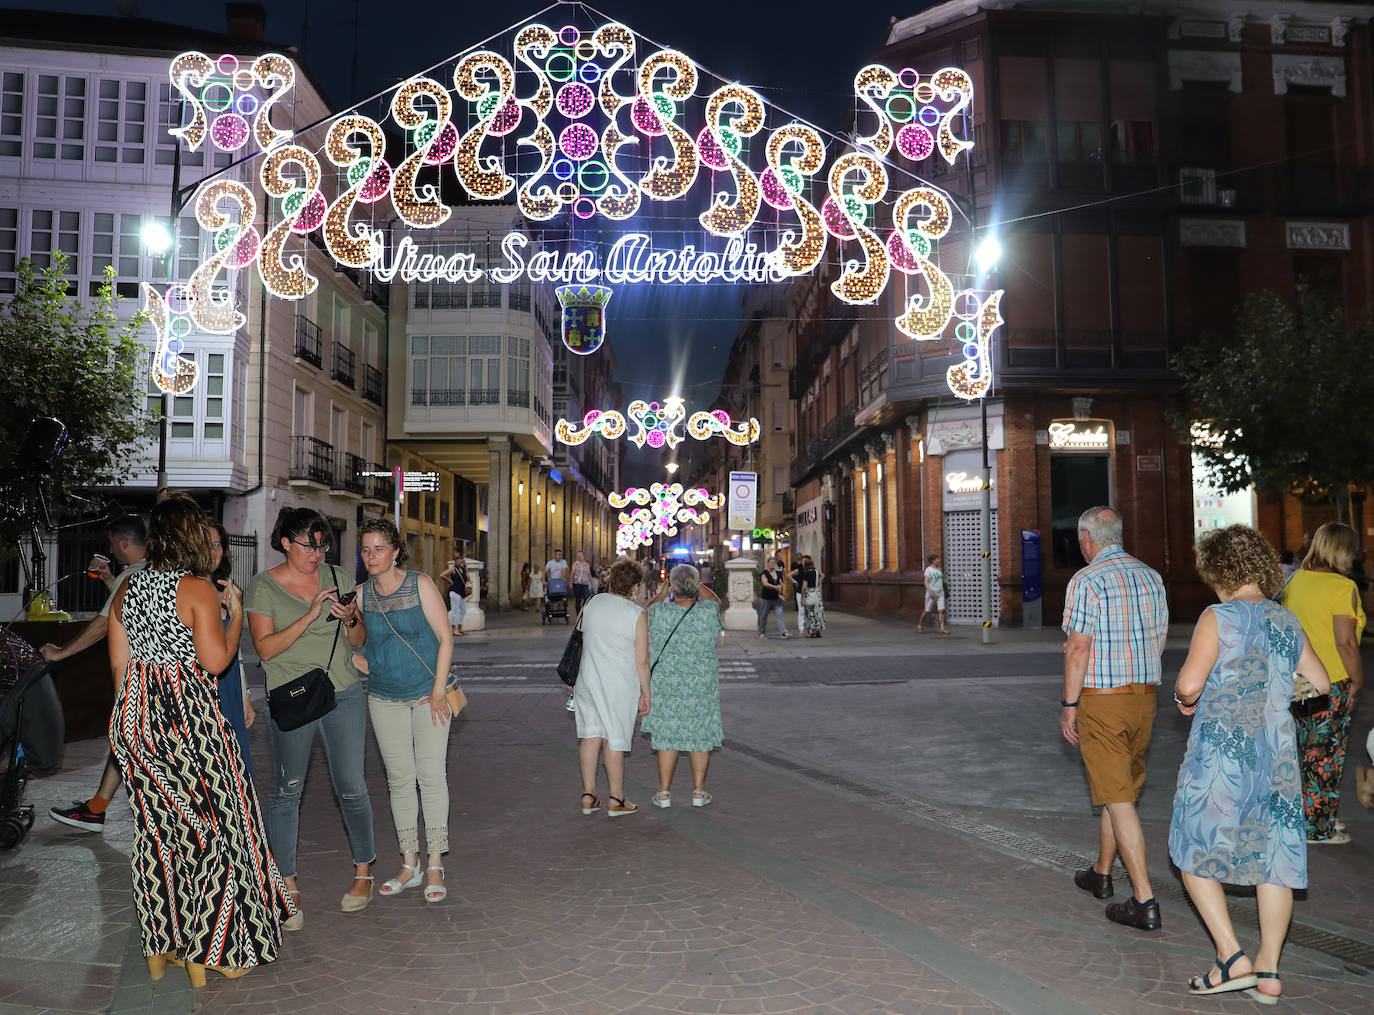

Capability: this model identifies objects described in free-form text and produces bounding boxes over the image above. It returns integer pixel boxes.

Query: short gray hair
[1078,506,1123,548]
[668,563,700,599]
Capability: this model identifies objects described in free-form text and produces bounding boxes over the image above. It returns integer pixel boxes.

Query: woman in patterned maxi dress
[1168,526,1328,1004]
[644,564,724,808]
[108,496,294,987]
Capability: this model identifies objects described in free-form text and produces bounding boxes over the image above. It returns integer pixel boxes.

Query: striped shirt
[1062,545,1168,688]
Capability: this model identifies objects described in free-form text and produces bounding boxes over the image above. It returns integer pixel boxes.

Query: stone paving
[2,607,1372,1014]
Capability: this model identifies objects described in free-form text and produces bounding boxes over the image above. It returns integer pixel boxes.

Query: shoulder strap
[650,599,697,674]
[324,565,343,670]
[369,571,438,680]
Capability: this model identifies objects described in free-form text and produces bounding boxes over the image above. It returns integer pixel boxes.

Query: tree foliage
[0,254,152,544]
[1173,282,1374,521]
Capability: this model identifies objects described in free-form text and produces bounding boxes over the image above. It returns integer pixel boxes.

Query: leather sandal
[379,863,422,896]
[1188,950,1257,995]
[607,795,638,817]
[423,865,446,903]
[580,792,601,815]
[1247,971,1281,1005]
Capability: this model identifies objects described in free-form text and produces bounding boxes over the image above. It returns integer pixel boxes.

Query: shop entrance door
[943,509,1000,625]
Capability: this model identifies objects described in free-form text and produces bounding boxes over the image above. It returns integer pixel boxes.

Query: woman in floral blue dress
[644,564,724,808]
[1169,526,1328,1004]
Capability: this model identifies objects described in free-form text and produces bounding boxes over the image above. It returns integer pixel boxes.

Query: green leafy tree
[0,254,152,545]
[1173,281,1374,523]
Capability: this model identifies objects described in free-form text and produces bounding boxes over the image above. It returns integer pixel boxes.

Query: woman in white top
[574,559,650,817]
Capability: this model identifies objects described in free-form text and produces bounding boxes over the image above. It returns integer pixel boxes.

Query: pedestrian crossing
[445,660,762,683]
[718,660,759,681]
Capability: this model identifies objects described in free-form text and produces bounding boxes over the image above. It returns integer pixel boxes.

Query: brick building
[790,0,1374,625]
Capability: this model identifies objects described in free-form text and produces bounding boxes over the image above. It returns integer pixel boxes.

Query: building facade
[791,0,1374,625]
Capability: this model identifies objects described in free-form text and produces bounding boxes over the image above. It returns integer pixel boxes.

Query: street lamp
[974,235,1002,275]
[141,221,173,255]
[974,230,1000,645]
[665,461,679,475]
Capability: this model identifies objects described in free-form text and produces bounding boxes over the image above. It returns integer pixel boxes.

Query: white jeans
[367,695,451,855]
[795,592,806,629]
[449,591,466,628]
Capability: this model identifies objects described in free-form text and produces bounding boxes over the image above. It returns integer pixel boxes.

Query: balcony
[332,341,355,388]
[858,349,888,408]
[289,436,333,486]
[507,388,530,407]
[361,461,390,504]
[1175,165,1260,213]
[294,316,322,368]
[1274,164,1372,217]
[468,388,501,406]
[330,451,366,497]
[362,364,383,405]
[789,397,861,486]
[412,388,466,406]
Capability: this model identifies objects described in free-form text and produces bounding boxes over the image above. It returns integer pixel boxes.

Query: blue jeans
[573,583,591,613]
[265,681,375,877]
[756,598,787,635]
[216,662,255,782]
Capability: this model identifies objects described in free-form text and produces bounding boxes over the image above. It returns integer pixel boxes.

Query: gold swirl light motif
[687,410,760,445]
[390,76,452,228]
[764,123,827,276]
[682,487,725,509]
[593,22,636,116]
[676,507,712,526]
[189,179,256,332]
[852,64,899,156]
[555,410,628,446]
[258,145,320,299]
[931,67,975,164]
[143,283,200,395]
[514,24,560,220]
[827,152,890,305]
[609,487,652,509]
[893,186,955,340]
[514,24,556,118]
[453,51,517,200]
[168,52,214,151]
[699,84,765,237]
[323,115,386,267]
[945,289,1002,401]
[251,54,296,152]
[594,23,641,220]
[636,50,699,201]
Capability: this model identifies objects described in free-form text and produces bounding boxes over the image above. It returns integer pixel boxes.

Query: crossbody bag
[267,565,342,732]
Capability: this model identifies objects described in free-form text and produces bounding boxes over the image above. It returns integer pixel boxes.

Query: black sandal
[1247,971,1280,1006]
[580,792,600,815]
[1188,950,1257,995]
[607,795,638,817]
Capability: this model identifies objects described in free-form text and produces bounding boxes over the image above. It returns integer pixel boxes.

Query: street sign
[727,471,757,530]
[402,471,440,493]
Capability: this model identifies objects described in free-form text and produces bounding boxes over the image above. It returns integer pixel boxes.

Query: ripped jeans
[265,680,375,878]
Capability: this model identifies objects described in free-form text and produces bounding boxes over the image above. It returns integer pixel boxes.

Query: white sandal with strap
[424,865,446,903]
[379,863,422,896]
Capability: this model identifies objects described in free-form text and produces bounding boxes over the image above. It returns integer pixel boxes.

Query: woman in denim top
[358,520,454,903]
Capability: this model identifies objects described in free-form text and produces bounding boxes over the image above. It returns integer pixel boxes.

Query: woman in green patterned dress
[644,564,724,808]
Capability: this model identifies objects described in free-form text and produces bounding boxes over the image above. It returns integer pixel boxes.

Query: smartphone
[337,590,358,606]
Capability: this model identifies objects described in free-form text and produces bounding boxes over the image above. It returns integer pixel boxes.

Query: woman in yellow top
[1282,522,1366,844]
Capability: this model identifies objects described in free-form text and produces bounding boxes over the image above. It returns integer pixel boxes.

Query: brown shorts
[1078,686,1157,806]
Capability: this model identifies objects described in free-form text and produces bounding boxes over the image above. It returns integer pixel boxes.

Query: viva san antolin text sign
[145,9,1003,403]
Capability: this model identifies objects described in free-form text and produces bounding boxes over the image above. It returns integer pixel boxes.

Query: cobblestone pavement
[3,607,1373,1014]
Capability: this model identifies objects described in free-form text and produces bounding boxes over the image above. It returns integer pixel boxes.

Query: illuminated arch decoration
[150,18,1001,400]
[557,396,759,448]
[612,483,724,551]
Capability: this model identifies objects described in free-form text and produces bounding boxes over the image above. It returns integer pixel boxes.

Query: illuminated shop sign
[943,471,992,495]
[1047,420,1112,451]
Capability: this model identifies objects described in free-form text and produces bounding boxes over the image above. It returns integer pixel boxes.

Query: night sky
[34,0,924,394]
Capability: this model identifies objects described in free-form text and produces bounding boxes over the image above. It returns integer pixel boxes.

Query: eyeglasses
[290,539,329,553]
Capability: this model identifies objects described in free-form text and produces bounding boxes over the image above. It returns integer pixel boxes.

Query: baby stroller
[0,631,64,850]
[542,577,570,624]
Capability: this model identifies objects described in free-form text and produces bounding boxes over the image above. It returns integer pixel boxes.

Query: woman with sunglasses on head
[245,507,374,929]
[357,519,454,903]
[208,521,255,781]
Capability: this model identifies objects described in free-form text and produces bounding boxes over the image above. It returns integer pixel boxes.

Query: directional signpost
[359,468,438,526]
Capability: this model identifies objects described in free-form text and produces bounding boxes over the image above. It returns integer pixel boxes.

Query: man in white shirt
[917,553,949,635]
[545,549,569,584]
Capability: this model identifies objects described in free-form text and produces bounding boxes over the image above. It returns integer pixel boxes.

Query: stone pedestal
[723,557,758,631]
[461,559,486,632]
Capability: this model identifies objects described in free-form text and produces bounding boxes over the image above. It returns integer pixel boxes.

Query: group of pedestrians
[520,549,611,617]
[1061,506,1366,1004]
[572,560,725,814]
[39,500,460,988]
[754,554,825,638]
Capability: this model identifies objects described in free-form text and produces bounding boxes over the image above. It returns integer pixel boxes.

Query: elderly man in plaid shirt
[1061,506,1169,931]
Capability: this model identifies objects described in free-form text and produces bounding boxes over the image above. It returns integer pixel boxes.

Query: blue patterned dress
[643,600,724,752]
[1168,599,1307,888]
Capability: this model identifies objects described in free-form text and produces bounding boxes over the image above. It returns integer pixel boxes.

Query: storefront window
[1051,454,1110,569]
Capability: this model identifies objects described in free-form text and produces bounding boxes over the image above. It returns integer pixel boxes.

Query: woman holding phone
[357,519,454,903]
[245,507,374,928]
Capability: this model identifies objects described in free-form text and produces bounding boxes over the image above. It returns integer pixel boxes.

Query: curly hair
[606,558,642,597]
[1195,524,1284,598]
[147,493,214,575]
[1304,522,1359,577]
[358,518,408,566]
[209,520,232,583]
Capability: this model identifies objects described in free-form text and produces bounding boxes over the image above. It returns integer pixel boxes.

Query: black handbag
[268,568,343,732]
[556,615,583,687]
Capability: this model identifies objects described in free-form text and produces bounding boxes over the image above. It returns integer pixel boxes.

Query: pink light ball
[896,124,934,161]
